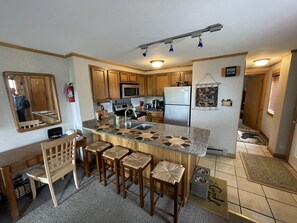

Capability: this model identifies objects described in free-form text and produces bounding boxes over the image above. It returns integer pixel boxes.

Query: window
[267,72,280,115]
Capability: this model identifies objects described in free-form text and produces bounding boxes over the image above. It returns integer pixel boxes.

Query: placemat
[162,136,192,148]
[96,124,113,130]
[134,131,159,141]
[113,128,136,135]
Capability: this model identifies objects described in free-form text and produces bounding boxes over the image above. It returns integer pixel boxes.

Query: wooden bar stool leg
[174,183,178,223]
[115,159,120,194]
[181,174,185,207]
[83,148,90,177]
[102,156,107,186]
[122,163,126,198]
[160,182,164,197]
[150,173,154,216]
[139,168,144,208]
[95,151,101,182]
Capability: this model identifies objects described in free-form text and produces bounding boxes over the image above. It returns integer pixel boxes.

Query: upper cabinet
[90,65,108,101]
[181,71,192,85]
[89,66,120,102]
[137,75,146,96]
[168,71,192,86]
[107,70,120,100]
[155,74,170,96]
[119,71,137,83]
[146,75,155,96]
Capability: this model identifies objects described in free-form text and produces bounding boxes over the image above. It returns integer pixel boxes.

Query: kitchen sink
[124,121,141,129]
[134,123,154,130]
[121,121,154,130]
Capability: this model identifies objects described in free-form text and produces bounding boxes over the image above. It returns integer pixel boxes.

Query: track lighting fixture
[197,36,203,48]
[169,43,174,52]
[138,23,223,56]
[142,47,148,57]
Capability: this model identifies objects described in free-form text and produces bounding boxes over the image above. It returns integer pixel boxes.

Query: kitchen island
[82,118,210,199]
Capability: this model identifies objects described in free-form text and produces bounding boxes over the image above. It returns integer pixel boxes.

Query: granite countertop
[82,116,210,157]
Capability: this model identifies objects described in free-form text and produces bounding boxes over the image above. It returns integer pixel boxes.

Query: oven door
[121,84,139,98]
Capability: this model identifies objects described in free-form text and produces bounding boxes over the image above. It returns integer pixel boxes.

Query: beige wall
[191,55,246,156]
[268,52,297,155]
[0,46,74,152]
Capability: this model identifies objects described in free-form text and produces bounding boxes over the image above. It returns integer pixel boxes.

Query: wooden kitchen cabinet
[181,71,192,85]
[146,75,155,96]
[89,65,108,101]
[155,74,169,96]
[137,75,146,96]
[119,72,137,83]
[107,70,120,100]
[147,112,164,123]
[169,71,192,86]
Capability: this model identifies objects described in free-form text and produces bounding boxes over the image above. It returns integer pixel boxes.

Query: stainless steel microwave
[120,84,139,98]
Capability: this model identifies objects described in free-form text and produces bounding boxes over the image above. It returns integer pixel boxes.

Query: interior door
[288,100,297,171]
[29,76,49,111]
[243,74,264,130]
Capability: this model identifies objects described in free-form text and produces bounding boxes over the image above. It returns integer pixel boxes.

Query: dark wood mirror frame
[3,71,62,132]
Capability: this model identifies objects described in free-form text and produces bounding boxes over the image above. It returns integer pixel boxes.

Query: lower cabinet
[147,112,164,123]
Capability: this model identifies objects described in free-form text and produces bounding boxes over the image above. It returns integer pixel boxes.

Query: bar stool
[83,140,112,182]
[121,152,153,208]
[150,160,185,223]
[102,146,130,193]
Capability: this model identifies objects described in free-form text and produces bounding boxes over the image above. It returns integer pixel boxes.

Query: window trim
[267,70,280,116]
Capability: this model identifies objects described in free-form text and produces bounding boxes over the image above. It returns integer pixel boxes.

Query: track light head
[169,43,174,52]
[142,48,148,57]
[197,36,203,48]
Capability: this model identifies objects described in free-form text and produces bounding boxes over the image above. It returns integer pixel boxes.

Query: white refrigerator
[164,86,191,126]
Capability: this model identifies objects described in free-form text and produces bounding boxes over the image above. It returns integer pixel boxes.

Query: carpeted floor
[0,168,241,223]
[240,153,297,193]
[237,128,268,145]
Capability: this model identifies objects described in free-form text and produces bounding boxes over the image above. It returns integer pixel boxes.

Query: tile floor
[197,141,297,223]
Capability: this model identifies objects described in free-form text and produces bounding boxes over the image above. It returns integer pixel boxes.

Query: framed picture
[195,85,218,108]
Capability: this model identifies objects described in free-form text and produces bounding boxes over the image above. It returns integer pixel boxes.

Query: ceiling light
[150,60,164,68]
[197,36,203,48]
[169,43,174,52]
[253,59,270,66]
[142,48,148,57]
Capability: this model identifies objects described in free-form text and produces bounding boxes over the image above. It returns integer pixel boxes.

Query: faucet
[124,107,137,126]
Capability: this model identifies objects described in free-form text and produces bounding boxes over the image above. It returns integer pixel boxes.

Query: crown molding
[192,52,248,62]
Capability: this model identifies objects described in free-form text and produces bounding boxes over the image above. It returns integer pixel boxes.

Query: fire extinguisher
[64,83,75,102]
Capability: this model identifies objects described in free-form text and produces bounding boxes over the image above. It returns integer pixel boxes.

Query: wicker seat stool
[83,140,112,182]
[150,160,185,223]
[102,146,130,193]
[121,152,153,208]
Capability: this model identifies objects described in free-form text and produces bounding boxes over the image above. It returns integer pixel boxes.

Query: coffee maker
[152,100,156,108]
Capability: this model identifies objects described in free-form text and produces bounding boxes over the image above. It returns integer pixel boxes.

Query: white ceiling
[1,0,297,70]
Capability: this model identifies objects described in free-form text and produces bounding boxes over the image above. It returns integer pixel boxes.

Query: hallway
[198,141,297,223]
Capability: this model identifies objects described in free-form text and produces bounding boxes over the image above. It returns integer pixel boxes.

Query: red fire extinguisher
[64,83,75,102]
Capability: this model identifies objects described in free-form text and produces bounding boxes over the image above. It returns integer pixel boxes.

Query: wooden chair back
[19,120,39,129]
[41,133,77,178]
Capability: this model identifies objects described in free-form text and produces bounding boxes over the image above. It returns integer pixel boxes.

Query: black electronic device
[48,127,63,139]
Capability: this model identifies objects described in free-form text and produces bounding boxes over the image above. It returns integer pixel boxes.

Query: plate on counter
[134,131,159,141]
[162,136,192,149]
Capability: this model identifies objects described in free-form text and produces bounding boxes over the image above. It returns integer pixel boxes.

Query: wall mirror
[3,71,62,132]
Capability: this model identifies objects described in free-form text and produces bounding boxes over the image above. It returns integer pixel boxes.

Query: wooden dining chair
[26,133,79,207]
[19,120,39,129]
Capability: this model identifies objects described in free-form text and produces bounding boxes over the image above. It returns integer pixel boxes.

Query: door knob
[293,120,297,124]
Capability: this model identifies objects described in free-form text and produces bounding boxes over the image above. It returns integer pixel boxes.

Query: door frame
[243,70,268,130]
[285,99,297,161]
